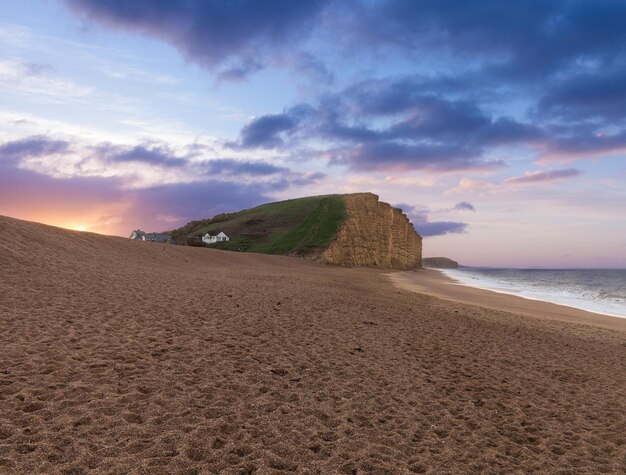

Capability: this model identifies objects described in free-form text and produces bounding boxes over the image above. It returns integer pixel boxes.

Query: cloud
[327,142,505,173]
[0,135,71,162]
[64,0,330,78]
[0,133,329,235]
[233,80,537,172]
[503,168,581,185]
[538,65,626,123]
[413,221,468,237]
[395,203,469,237]
[62,0,626,172]
[200,159,325,186]
[453,201,475,211]
[360,1,626,81]
[0,149,273,235]
[203,159,288,176]
[131,180,271,221]
[238,113,299,149]
[539,129,626,163]
[95,142,188,168]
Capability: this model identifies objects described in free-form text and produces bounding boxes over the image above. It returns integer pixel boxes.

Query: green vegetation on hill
[170,195,347,256]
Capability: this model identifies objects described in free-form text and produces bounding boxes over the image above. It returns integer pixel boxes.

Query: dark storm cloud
[64,0,329,78]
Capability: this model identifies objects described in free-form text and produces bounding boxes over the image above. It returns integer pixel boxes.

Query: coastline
[3,215,626,473]
[389,268,626,332]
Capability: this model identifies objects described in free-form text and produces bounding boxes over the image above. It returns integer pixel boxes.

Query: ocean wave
[440,268,626,318]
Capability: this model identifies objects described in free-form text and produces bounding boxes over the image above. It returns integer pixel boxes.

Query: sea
[439,268,626,318]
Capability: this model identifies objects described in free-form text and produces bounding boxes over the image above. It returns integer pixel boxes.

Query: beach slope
[1,216,625,473]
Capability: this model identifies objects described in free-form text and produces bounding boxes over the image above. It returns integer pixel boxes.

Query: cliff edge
[319,193,422,270]
[167,192,422,270]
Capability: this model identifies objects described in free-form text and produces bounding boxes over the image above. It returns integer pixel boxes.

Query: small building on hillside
[202,231,230,244]
[129,229,145,240]
[143,233,172,243]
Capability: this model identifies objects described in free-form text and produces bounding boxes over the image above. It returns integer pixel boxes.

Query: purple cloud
[62,0,626,172]
[538,65,626,122]
[540,129,626,161]
[232,76,545,172]
[0,150,271,235]
[362,1,626,80]
[0,136,71,162]
[203,159,288,176]
[504,168,581,185]
[64,0,329,78]
[0,133,329,235]
[238,113,299,149]
[453,201,475,212]
[395,203,469,237]
[200,159,325,185]
[95,143,188,168]
[327,142,504,173]
[413,221,468,237]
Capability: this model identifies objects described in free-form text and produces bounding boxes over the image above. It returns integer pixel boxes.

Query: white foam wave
[439,269,626,319]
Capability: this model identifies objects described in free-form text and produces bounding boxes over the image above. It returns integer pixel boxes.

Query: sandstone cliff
[319,193,422,269]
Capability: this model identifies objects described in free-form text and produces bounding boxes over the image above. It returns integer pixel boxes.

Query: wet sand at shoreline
[389,269,626,333]
[1,215,625,473]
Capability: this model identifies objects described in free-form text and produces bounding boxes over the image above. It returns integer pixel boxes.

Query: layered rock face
[319,193,422,269]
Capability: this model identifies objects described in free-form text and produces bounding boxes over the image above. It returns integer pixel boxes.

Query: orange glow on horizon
[66,224,89,232]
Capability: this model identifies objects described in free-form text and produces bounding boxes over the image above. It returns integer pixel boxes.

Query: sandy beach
[1,215,625,474]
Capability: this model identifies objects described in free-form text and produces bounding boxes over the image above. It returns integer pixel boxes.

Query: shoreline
[388,268,626,333]
[3,215,626,472]
[439,268,626,319]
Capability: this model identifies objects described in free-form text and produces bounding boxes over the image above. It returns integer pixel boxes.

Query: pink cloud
[503,168,581,185]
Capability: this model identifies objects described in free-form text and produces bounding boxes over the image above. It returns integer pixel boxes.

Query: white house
[129,229,145,240]
[202,231,230,244]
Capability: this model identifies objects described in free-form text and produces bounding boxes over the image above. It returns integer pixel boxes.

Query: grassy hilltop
[170,194,346,256]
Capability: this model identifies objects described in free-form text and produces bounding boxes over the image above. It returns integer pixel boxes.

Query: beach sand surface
[1,215,625,474]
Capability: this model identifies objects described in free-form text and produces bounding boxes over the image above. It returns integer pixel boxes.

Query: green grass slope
[170,194,346,256]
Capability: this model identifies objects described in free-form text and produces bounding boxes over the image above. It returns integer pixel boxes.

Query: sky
[1,0,625,268]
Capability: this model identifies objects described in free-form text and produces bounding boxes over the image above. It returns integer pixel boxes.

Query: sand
[1,215,625,474]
